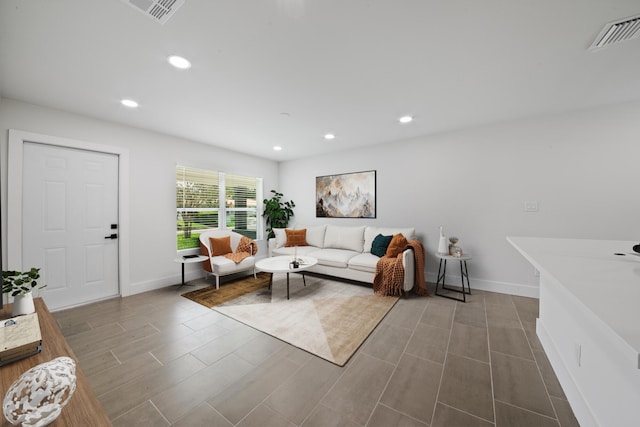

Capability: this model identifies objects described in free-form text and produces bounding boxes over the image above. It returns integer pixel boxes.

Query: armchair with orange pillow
[199,230,257,289]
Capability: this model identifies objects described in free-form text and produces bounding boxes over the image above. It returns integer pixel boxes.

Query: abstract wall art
[316,170,376,218]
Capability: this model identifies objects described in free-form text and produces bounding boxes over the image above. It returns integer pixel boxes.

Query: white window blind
[224,173,258,237]
[176,166,260,250]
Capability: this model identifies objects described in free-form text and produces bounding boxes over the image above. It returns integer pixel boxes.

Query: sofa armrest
[267,238,276,257]
[401,248,415,291]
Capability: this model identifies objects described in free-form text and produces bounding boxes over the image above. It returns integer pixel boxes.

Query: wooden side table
[435,253,472,302]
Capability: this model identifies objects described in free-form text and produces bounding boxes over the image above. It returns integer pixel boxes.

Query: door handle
[104,234,118,239]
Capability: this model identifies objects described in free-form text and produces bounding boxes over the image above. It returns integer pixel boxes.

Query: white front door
[22,142,120,310]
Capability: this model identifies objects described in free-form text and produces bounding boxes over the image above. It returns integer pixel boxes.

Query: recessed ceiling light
[273,146,282,151]
[324,133,335,140]
[399,115,413,124]
[168,55,191,70]
[121,99,139,108]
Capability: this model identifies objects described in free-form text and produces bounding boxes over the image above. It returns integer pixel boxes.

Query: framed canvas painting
[316,170,376,218]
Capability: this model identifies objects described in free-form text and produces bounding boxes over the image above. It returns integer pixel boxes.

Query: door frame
[7,129,130,303]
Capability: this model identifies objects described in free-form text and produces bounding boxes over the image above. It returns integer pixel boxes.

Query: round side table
[174,255,209,288]
[435,253,472,302]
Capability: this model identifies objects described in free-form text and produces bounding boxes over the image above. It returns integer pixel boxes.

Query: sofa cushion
[272,228,287,248]
[364,227,415,253]
[324,225,365,252]
[371,234,393,257]
[210,236,232,256]
[285,229,308,247]
[309,248,358,268]
[272,246,318,257]
[210,255,254,274]
[386,233,409,258]
[348,253,379,273]
[295,225,326,248]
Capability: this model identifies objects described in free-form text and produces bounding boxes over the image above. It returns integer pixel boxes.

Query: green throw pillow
[371,234,393,257]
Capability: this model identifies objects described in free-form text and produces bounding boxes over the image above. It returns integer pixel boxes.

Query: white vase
[12,292,36,316]
[437,226,449,255]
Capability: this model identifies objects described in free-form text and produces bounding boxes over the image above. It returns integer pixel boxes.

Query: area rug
[181,272,272,308]
[211,274,399,366]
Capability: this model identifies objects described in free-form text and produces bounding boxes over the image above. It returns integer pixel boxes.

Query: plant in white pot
[2,268,43,316]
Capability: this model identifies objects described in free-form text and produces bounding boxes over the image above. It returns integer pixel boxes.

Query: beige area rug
[181,272,272,308]
[213,274,399,366]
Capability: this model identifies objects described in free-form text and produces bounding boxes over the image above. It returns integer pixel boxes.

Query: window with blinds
[176,166,260,250]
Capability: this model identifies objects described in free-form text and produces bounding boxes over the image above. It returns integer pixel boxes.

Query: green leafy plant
[2,268,44,297]
[262,190,295,239]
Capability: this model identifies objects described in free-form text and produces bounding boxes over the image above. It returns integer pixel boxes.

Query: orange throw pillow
[285,229,308,247]
[385,233,408,258]
[210,236,232,256]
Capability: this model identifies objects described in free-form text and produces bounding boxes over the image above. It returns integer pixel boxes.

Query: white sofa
[268,225,416,292]
[199,230,256,288]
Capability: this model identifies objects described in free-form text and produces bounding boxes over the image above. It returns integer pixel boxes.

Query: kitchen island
[508,237,640,427]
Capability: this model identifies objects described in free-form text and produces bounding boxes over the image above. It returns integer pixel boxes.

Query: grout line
[495,398,562,422]
[376,401,431,425]
[147,399,171,425]
[514,298,562,423]
[111,349,123,365]
[249,348,318,426]
[437,401,496,425]
[430,297,457,425]
[363,296,433,426]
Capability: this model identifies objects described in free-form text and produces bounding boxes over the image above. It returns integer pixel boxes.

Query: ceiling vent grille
[590,14,640,50]
[121,0,185,25]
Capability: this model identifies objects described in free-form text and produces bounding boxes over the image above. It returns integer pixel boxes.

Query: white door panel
[22,142,119,310]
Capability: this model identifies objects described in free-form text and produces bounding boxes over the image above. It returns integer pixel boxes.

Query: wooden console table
[0,298,111,426]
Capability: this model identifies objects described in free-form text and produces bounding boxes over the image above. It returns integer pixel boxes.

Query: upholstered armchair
[198,230,257,289]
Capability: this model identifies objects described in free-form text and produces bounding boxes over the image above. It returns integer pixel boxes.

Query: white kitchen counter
[508,236,640,427]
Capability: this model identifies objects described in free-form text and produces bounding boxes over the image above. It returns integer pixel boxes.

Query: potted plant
[2,268,43,316]
[262,190,295,239]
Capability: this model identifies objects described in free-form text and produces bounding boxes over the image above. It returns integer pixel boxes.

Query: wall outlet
[524,200,539,212]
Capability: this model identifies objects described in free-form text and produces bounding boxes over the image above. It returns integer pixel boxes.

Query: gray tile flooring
[52,278,580,426]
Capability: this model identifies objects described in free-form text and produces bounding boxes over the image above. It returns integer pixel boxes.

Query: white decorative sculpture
[3,357,77,426]
[437,226,449,255]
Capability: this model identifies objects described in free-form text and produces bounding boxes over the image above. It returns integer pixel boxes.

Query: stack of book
[0,312,42,366]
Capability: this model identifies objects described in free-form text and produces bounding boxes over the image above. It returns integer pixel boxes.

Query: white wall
[3,98,639,300]
[279,100,640,296]
[0,98,279,298]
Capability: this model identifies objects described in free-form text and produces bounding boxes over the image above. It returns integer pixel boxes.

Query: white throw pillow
[324,226,365,252]
[296,225,327,248]
[272,228,287,248]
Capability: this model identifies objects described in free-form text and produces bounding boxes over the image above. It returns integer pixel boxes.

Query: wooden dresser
[0,298,111,426]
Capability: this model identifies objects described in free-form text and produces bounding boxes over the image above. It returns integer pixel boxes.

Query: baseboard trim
[123,271,204,296]
[425,272,539,298]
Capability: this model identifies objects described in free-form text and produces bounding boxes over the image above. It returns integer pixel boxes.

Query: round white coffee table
[255,255,318,299]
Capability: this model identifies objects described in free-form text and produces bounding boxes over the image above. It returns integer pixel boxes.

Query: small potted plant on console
[2,268,43,316]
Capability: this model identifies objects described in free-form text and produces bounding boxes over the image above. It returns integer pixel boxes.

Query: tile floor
[52,277,580,426]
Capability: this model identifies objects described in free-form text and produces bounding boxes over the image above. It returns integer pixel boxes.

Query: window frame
[176,165,262,251]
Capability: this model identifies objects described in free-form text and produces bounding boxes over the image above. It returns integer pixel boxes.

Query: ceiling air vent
[121,0,185,25]
[590,14,640,50]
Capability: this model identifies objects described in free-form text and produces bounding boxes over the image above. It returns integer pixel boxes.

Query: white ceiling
[1,0,639,161]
